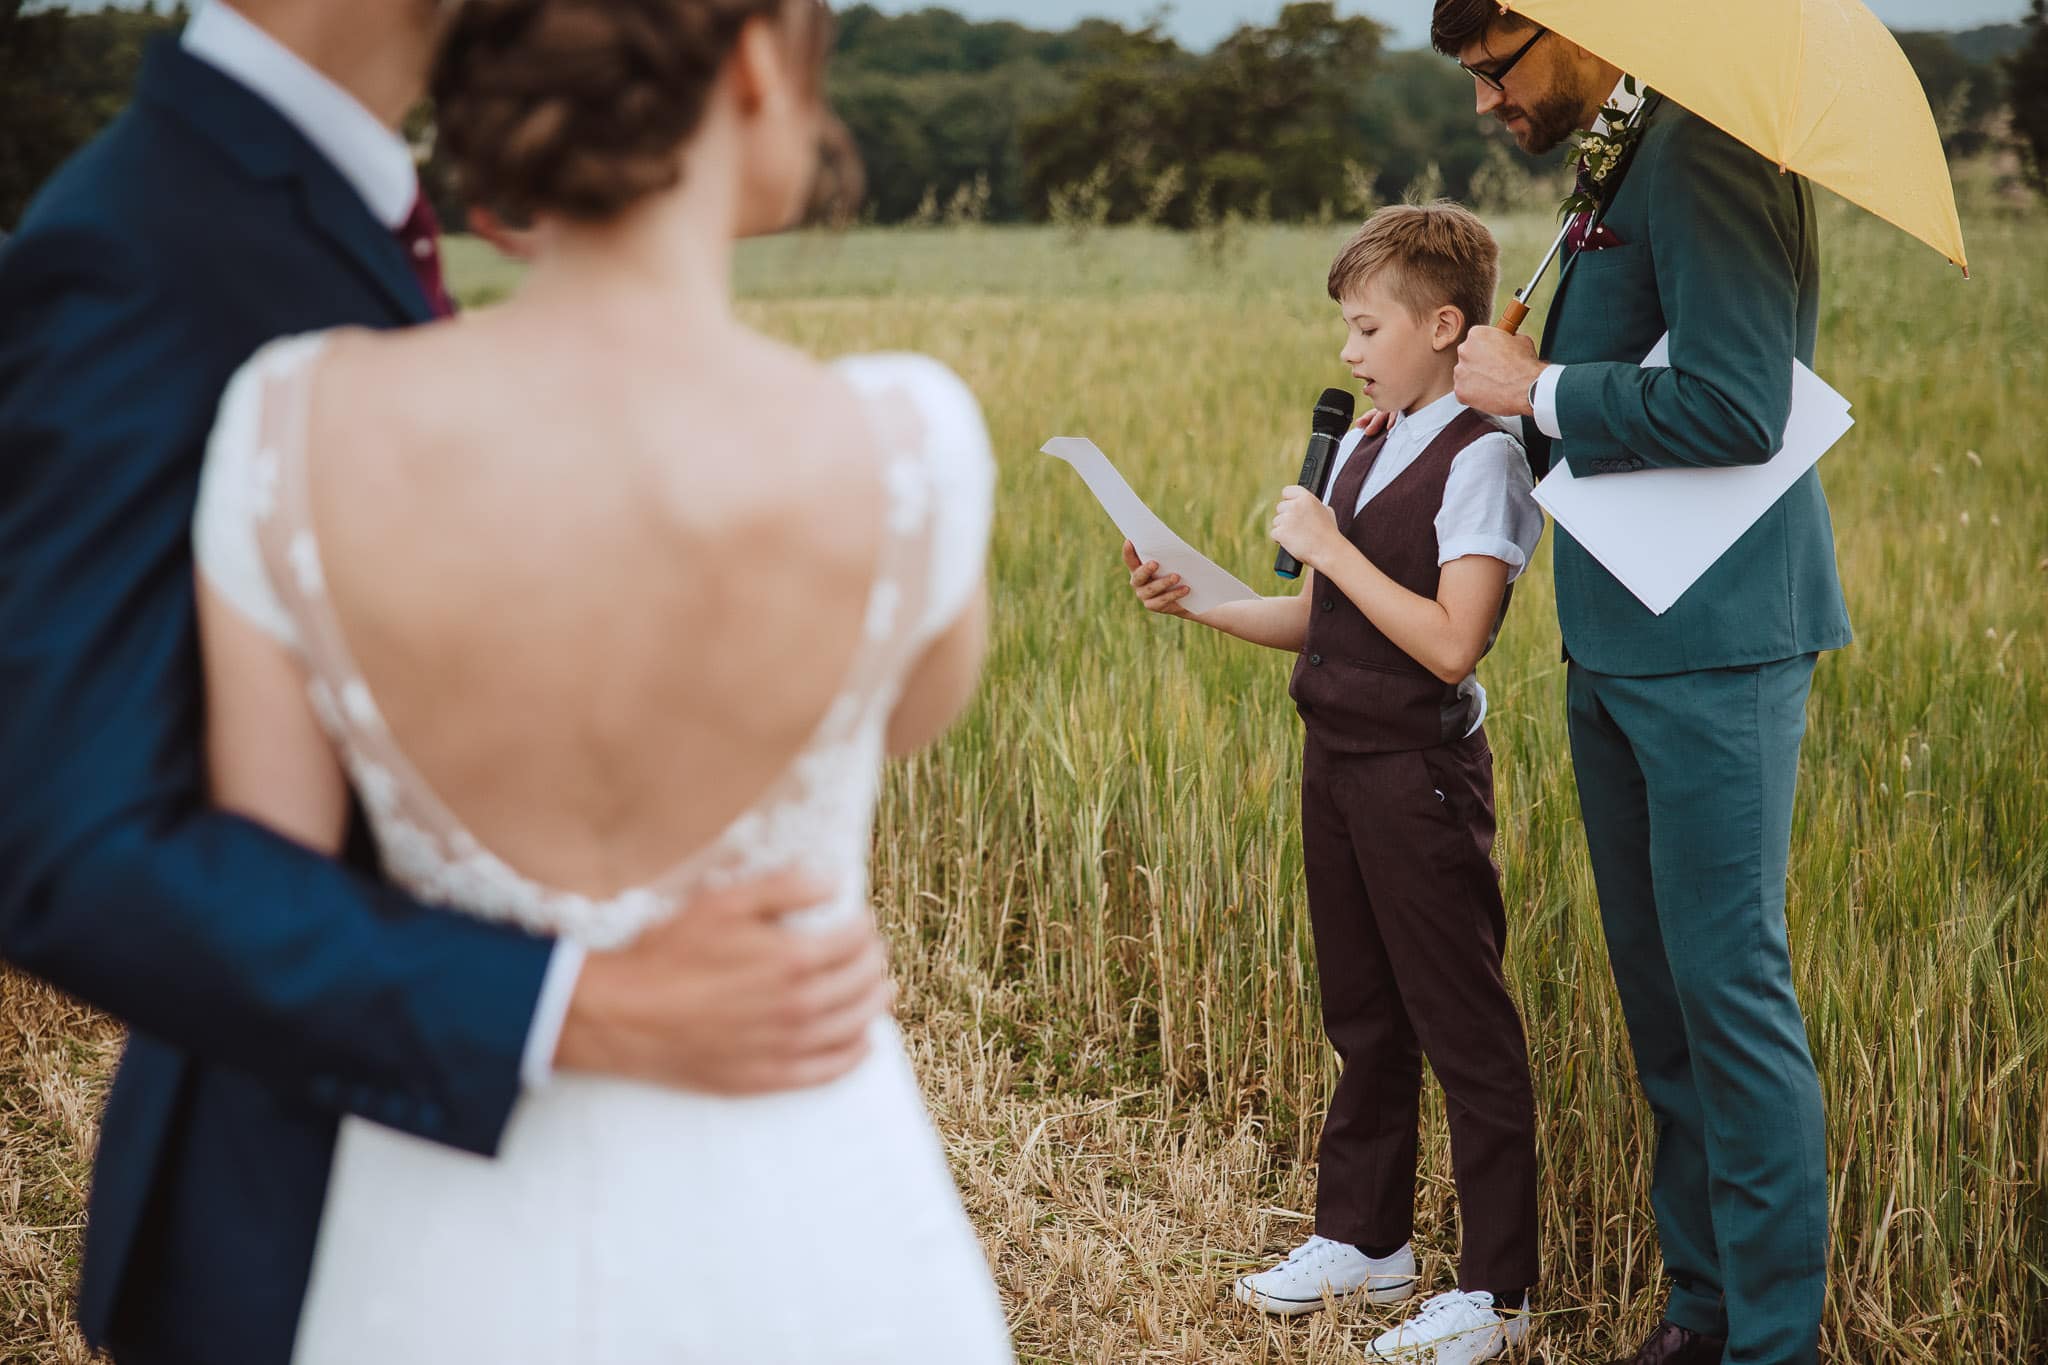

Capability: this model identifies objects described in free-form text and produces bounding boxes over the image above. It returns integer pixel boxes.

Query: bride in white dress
[189,1,1013,1360]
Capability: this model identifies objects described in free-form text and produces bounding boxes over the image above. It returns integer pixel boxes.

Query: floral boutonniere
[1561,76,1649,219]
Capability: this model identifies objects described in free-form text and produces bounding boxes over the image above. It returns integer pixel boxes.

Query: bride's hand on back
[555,871,894,1094]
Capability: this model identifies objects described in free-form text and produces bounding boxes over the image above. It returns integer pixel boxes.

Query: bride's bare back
[197,307,989,913]
[323,317,901,893]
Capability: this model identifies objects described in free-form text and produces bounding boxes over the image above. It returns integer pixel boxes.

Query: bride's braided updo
[432,0,832,222]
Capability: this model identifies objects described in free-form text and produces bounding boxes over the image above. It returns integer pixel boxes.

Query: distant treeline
[831,4,2038,226]
[1,0,2041,230]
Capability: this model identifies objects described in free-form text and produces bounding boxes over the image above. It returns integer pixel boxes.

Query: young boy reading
[1123,202,1542,1363]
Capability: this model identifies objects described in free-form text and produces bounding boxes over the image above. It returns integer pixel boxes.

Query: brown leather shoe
[1607,1320,1726,1365]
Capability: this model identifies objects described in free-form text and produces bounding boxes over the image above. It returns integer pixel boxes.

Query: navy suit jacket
[0,42,555,1363]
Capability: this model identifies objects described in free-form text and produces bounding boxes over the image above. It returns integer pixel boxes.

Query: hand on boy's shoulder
[1356,409,1392,439]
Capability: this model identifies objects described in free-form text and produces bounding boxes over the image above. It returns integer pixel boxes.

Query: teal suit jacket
[1529,98,1853,676]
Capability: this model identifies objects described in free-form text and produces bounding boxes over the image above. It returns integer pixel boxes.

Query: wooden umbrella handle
[1497,298,1531,335]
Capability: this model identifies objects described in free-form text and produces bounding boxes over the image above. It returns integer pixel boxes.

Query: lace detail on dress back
[241,334,943,949]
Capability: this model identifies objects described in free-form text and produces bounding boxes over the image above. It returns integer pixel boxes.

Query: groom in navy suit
[0,3,894,1360]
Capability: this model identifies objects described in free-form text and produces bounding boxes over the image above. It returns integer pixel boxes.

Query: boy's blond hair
[1327,200,1499,340]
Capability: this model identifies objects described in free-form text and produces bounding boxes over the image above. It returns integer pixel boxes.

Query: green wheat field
[3,199,2043,1362]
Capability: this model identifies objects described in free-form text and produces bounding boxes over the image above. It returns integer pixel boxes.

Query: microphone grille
[1312,387,1356,435]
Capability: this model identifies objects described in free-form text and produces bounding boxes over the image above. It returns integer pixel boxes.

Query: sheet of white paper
[1532,333,1854,616]
[1042,437,1259,615]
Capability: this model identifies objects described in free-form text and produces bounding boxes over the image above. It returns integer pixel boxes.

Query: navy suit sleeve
[1552,114,1805,474]
[0,223,551,1157]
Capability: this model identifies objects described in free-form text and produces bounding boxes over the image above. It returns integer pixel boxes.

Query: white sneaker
[1369,1289,1530,1362]
[1233,1236,1419,1316]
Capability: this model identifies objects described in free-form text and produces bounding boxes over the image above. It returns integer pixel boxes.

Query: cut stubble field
[3,204,2043,1363]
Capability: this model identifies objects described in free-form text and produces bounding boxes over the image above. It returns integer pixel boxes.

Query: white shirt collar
[1386,389,1467,449]
[1592,76,1644,137]
[182,1,417,229]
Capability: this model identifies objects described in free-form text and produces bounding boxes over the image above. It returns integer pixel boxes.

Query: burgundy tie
[396,194,456,319]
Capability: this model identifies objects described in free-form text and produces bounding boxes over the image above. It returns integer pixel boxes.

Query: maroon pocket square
[1566,211,1627,254]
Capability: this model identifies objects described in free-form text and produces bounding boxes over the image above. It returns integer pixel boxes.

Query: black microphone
[1274,387,1357,579]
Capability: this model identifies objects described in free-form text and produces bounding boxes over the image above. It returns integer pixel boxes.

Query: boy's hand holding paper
[1042,436,1257,615]
[1122,542,1194,618]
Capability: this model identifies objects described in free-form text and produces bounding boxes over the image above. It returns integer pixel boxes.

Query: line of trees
[830,4,1527,228]
[2,0,2042,232]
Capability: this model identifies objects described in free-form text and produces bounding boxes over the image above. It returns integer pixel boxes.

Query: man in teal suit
[1425,3,1849,1362]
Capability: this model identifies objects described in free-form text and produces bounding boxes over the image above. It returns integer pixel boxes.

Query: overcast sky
[860,0,2031,50]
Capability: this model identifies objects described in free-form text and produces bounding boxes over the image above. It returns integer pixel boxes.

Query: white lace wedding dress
[194,333,1014,1364]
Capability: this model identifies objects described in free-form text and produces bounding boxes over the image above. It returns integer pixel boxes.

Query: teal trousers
[1566,658,1828,1364]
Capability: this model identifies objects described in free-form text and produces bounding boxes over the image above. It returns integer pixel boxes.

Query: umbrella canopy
[1502,0,1968,274]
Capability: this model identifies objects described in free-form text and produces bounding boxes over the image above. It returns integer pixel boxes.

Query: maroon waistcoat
[1289,407,1509,753]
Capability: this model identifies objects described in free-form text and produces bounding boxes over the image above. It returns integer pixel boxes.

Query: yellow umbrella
[1495,0,1967,331]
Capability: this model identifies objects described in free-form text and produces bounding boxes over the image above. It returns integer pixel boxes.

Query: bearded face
[1457,25,1609,156]
[1499,86,1593,155]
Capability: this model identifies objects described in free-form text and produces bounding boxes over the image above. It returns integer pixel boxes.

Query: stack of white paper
[1531,333,1855,616]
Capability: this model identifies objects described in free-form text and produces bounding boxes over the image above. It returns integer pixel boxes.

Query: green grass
[453,201,2045,1361]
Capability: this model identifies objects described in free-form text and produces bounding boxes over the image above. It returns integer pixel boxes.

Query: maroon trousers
[1301,726,1539,1294]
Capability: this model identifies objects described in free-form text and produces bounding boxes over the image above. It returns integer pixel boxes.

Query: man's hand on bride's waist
[554,871,894,1095]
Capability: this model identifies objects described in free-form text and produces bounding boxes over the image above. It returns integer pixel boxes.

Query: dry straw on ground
[4,201,2044,1362]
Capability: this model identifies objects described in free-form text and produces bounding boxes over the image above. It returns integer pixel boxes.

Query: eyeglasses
[1459,26,1548,92]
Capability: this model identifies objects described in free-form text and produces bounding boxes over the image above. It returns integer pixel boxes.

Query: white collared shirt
[1592,76,1644,137]
[1321,391,1545,732]
[182,1,418,230]
[183,4,584,1090]
[1325,391,1543,579]
[1531,75,1642,441]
